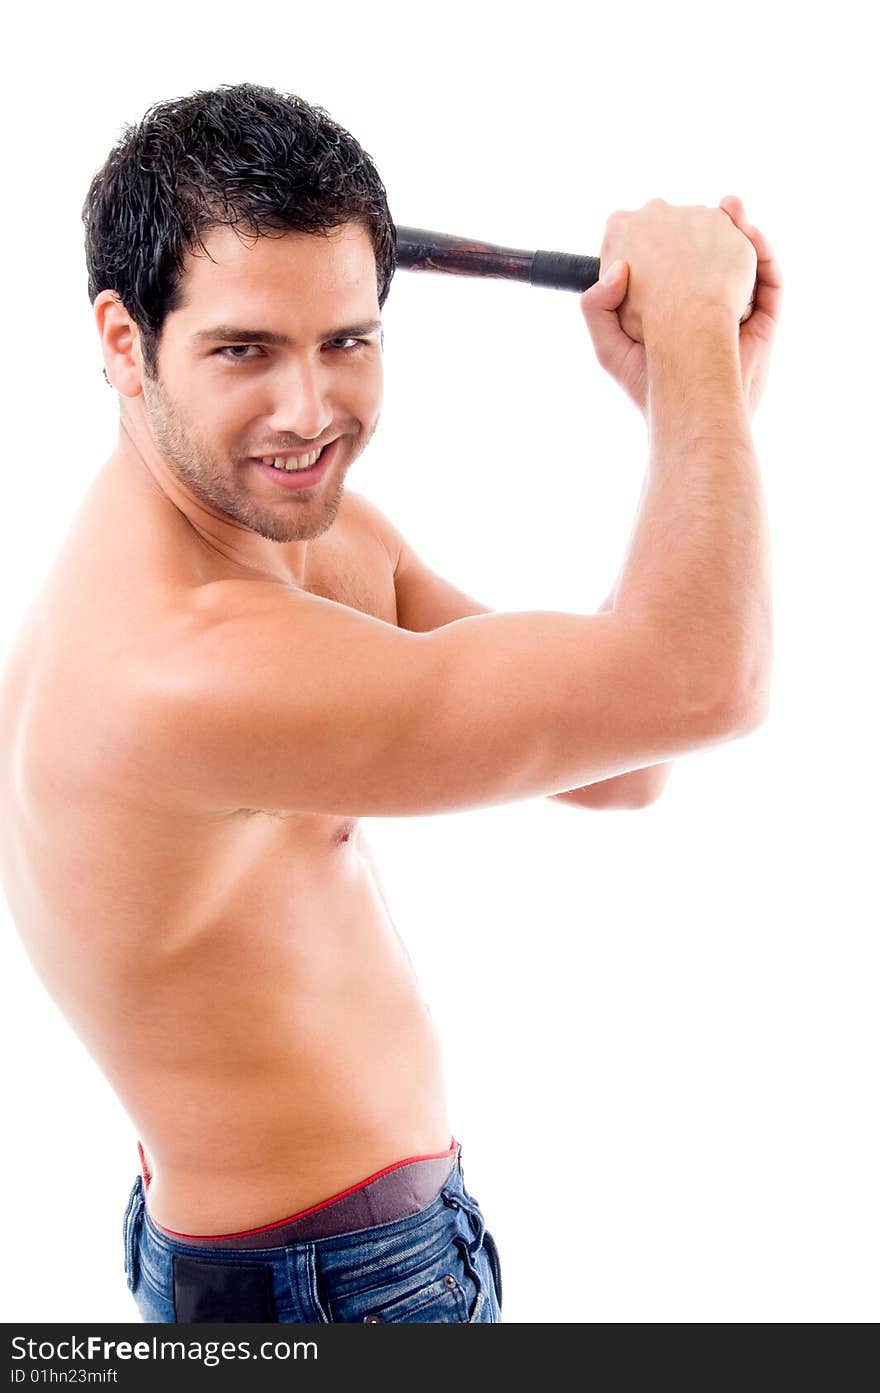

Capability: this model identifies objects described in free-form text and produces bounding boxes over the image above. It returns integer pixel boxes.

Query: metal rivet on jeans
[444,1275,456,1288]
[364,1315,381,1323]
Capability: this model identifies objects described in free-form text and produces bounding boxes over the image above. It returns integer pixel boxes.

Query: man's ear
[94,291,145,398]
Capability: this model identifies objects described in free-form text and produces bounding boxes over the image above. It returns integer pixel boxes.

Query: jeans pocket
[357,1268,470,1324]
[326,1235,476,1325]
[122,1177,144,1294]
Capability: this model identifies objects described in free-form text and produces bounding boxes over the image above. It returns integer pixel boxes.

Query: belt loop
[288,1245,332,1324]
[453,1228,486,1322]
[123,1176,144,1293]
[444,1186,488,1322]
[455,1192,486,1252]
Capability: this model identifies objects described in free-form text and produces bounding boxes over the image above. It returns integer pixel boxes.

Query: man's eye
[215,338,371,361]
[217,345,260,360]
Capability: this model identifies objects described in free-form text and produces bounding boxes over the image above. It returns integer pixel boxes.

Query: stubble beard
[141,372,354,544]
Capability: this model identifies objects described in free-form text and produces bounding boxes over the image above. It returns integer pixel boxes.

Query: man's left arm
[360,492,672,812]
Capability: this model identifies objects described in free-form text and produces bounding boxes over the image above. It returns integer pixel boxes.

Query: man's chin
[243,498,345,545]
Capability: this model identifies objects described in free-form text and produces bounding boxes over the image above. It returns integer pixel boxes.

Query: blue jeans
[122,1150,502,1323]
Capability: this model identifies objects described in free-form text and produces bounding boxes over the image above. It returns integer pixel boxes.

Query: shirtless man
[0,84,780,1324]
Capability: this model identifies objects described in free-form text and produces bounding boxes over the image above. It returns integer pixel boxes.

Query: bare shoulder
[339,487,403,572]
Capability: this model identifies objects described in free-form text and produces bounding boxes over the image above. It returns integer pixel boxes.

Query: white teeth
[262,448,323,471]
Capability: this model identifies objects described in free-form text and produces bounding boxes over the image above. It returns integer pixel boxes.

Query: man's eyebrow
[192,320,383,346]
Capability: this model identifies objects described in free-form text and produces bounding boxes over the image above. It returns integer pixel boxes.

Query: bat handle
[394,225,755,319]
[394,226,600,292]
[529,250,600,292]
[533,253,756,321]
[536,252,757,326]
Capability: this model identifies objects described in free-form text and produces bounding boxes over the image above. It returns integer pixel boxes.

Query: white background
[1,0,877,1324]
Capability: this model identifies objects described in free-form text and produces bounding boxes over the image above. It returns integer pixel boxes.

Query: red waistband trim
[137,1137,458,1242]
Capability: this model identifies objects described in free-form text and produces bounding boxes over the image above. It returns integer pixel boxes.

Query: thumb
[580,259,630,358]
[580,259,628,316]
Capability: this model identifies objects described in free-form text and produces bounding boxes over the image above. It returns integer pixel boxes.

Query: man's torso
[0,457,451,1232]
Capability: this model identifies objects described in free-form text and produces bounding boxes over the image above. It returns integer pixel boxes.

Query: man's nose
[265,357,333,440]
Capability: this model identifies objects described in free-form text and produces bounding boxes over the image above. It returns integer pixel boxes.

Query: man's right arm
[124,435,764,823]
[122,222,771,819]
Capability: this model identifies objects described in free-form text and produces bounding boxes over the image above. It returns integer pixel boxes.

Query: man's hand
[715,195,784,419]
[580,256,650,417]
[580,195,783,420]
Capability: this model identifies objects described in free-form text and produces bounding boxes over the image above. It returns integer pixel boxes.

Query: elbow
[729,656,774,734]
[612,765,674,809]
[629,787,664,809]
[731,697,771,737]
[713,681,772,740]
[628,774,671,809]
[693,648,773,740]
[723,640,774,736]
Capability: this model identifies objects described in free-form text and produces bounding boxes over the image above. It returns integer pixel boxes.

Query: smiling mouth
[246,439,338,487]
[251,445,327,472]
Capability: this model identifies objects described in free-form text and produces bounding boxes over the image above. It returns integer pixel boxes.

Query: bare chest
[1,493,400,878]
[299,524,398,626]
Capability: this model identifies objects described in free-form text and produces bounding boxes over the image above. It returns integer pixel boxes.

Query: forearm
[551,316,770,811]
[613,304,773,721]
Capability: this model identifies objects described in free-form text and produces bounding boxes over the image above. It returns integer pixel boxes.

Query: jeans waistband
[143,1139,460,1249]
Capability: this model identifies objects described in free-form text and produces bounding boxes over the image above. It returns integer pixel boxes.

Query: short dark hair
[83,83,397,377]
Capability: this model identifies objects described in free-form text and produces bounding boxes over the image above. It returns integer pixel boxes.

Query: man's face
[139,221,384,544]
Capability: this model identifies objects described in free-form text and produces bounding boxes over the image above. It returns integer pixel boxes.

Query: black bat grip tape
[530,251,601,292]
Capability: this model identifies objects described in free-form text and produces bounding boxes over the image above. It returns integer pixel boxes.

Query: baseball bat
[394,225,756,322]
[394,226,599,292]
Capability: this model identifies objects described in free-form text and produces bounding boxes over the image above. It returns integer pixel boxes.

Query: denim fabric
[123,1149,502,1323]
